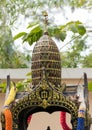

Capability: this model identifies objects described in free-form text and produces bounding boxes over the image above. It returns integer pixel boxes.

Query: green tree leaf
[77,24,86,35]
[58,21,86,36]
[61,34,88,68]
[14,32,27,40]
[26,71,32,76]
[23,25,43,45]
[59,31,66,41]
[27,22,39,29]
[81,53,92,67]
[88,82,92,91]
[69,24,78,33]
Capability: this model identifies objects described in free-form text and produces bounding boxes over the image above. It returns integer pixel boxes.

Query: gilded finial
[42,11,48,32]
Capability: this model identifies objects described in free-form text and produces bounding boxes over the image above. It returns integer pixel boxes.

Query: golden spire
[43,11,48,32]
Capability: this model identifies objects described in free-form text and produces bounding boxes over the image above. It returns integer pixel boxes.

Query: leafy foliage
[16,78,32,92]
[0,73,32,92]
[23,25,43,45]
[14,32,27,40]
[61,35,88,68]
[14,21,86,45]
[0,0,91,69]
[0,0,92,27]
[0,82,6,93]
[0,26,30,68]
[81,53,92,67]
[88,82,92,91]
[0,0,32,68]
[0,0,32,26]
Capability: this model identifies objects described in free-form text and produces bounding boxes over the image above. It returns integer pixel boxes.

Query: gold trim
[11,79,78,128]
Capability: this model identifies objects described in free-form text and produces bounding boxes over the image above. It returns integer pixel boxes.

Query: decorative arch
[11,80,78,130]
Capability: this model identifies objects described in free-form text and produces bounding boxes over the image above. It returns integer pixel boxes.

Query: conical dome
[31,33,61,86]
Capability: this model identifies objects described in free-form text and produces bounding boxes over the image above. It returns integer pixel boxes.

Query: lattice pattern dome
[31,33,61,86]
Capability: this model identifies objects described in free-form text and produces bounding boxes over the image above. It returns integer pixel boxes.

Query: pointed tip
[44,32,49,35]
